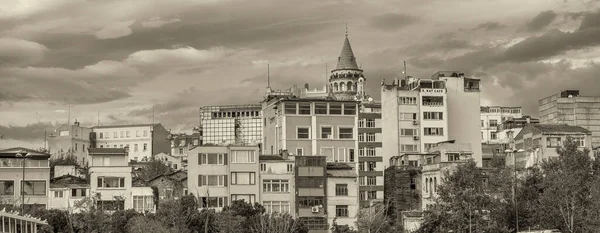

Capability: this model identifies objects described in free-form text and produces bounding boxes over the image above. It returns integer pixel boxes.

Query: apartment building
[421,141,474,210]
[326,163,359,230]
[169,128,201,157]
[480,106,523,144]
[381,71,482,166]
[495,115,539,145]
[385,154,422,218]
[187,145,260,211]
[539,90,600,148]
[259,153,295,215]
[199,105,262,146]
[295,156,328,233]
[47,121,92,164]
[511,124,592,169]
[88,148,132,211]
[0,148,50,211]
[48,175,89,213]
[357,102,383,207]
[91,124,170,162]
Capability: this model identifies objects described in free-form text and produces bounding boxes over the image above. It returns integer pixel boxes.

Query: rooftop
[532,124,591,134]
[92,123,160,129]
[334,36,360,71]
[259,155,286,161]
[0,147,50,159]
[50,175,89,189]
[88,148,127,155]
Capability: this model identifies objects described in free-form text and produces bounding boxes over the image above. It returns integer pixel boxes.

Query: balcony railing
[422,102,444,106]
[0,159,49,168]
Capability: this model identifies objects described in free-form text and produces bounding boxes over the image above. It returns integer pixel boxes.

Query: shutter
[198,153,202,165]
[223,153,228,165]
[198,175,203,186]
[224,175,228,187]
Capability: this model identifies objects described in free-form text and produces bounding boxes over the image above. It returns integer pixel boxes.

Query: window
[423,112,443,120]
[179,148,184,154]
[336,184,348,196]
[133,195,154,213]
[321,127,333,139]
[231,151,255,163]
[365,119,375,127]
[424,127,444,136]
[297,127,310,139]
[136,131,141,137]
[358,133,364,142]
[366,133,375,142]
[263,179,290,193]
[75,143,78,151]
[120,131,124,138]
[368,191,377,200]
[287,164,294,172]
[400,129,417,136]
[199,153,226,165]
[344,104,356,115]
[260,163,267,172]
[231,172,256,185]
[336,205,348,217]
[113,132,118,138]
[54,190,63,198]
[367,177,376,185]
[231,194,256,204]
[200,197,228,208]
[490,132,497,140]
[422,96,444,106]
[348,148,355,162]
[97,200,125,211]
[546,137,562,148]
[299,103,311,115]
[399,97,417,105]
[447,153,460,161]
[424,143,436,152]
[284,103,297,114]
[296,148,304,156]
[59,131,69,136]
[367,162,376,171]
[481,120,484,127]
[143,143,148,151]
[363,147,376,156]
[329,103,342,115]
[126,131,130,138]
[571,137,585,147]
[198,175,227,187]
[489,120,498,127]
[0,181,14,195]
[263,201,290,214]
[359,162,365,171]
[339,127,353,139]
[400,113,417,120]
[401,144,418,152]
[143,130,148,137]
[358,119,365,128]
[315,103,328,114]
[193,138,199,146]
[99,133,104,139]
[359,191,366,201]
[21,181,46,195]
[97,177,125,188]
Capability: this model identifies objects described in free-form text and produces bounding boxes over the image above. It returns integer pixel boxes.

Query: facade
[199,105,262,146]
[295,156,328,233]
[187,145,260,211]
[47,121,92,165]
[539,90,600,147]
[480,106,523,144]
[146,170,188,201]
[259,154,295,216]
[385,154,422,220]
[495,116,540,145]
[326,163,359,230]
[381,72,482,167]
[88,148,132,211]
[48,175,89,213]
[91,124,170,162]
[0,148,50,211]
[168,128,201,157]
[512,124,592,169]
[154,153,184,170]
[421,142,473,210]
[357,102,383,207]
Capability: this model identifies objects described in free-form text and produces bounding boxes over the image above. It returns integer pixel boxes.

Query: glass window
[571,136,585,147]
[321,127,332,139]
[336,205,348,217]
[200,197,227,208]
[546,137,562,148]
[424,128,444,136]
[365,119,375,128]
[315,103,328,114]
[260,163,266,172]
[54,190,63,198]
[297,127,310,139]
[299,103,311,115]
[489,120,498,127]
[366,133,375,142]
[367,176,376,185]
[401,144,418,152]
[343,104,356,115]
[339,127,353,139]
[423,112,443,120]
[398,97,417,105]
[329,103,342,115]
[143,130,148,137]
[231,151,255,163]
[133,195,154,213]
[284,103,297,114]
[97,177,125,188]
[231,172,255,185]
[263,201,290,214]
[335,184,348,196]
[143,143,148,151]
[198,175,226,187]
[22,181,46,195]
[0,181,14,195]
[126,131,130,138]
[263,179,290,193]
[401,129,417,136]
[287,164,293,173]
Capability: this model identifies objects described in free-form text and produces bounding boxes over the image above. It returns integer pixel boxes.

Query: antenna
[325,63,328,88]
[67,105,71,125]
[97,111,100,126]
[152,105,155,124]
[404,61,407,79]
[345,23,348,37]
[267,63,270,88]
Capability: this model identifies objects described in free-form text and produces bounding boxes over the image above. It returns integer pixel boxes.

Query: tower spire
[345,23,348,37]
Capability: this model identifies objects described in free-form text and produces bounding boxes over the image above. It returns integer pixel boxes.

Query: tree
[249,213,307,233]
[215,210,245,233]
[127,216,173,233]
[356,202,394,233]
[222,200,266,233]
[49,149,78,178]
[331,218,357,233]
[110,209,140,233]
[136,157,173,181]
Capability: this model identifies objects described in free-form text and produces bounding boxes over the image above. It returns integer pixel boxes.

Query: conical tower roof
[335,36,360,70]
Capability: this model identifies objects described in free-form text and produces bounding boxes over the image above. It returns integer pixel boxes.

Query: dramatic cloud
[0,122,56,141]
[95,20,135,39]
[367,13,418,31]
[141,17,180,28]
[0,37,47,66]
[475,22,504,31]
[525,10,557,32]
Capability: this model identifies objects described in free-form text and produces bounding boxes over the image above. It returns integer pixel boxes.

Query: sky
[1,0,600,149]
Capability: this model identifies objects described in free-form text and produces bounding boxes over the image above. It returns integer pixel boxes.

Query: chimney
[281,149,289,160]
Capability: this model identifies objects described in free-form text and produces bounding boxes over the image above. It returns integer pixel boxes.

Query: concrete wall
[93,126,154,161]
[326,177,358,230]
[48,187,89,213]
[0,167,50,207]
[89,166,132,208]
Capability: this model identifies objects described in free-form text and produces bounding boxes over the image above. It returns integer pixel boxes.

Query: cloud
[95,20,135,39]
[0,37,47,67]
[367,13,418,31]
[141,17,180,28]
[0,122,56,141]
[525,10,557,32]
[474,22,504,31]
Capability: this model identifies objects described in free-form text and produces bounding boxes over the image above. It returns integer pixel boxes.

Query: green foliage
[127,216,173,233]
[331,218,357,233]
[215,210,246,233]
[136,157,173,181]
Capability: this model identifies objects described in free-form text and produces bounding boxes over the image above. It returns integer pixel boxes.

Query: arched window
[347,81,352,91]
[340,82,346,91]
[334,82,339,92]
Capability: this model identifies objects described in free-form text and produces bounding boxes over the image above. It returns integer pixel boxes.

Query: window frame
[320,126,333,139]
[335,184,348,196]
[231,172,256,185]
[338,126,354,139]
[335,205,349,217]
[297,127,311,139]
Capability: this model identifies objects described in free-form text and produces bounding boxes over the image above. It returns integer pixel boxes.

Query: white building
[49,175,90,213]
[88,148,132,212]
[480,106,523,144]
[91,124,170,162]
[259,154,295,216]
[326,165,359,230]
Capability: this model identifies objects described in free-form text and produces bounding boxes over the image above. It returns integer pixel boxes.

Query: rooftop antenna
[325,63,328,91]
[267,63,270,89]
[67,105,71,125]
[97,111,100,126]
[404,61,407,79]
[152,105,155,124]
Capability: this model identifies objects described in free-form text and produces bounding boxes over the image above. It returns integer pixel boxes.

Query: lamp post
[505,148,524,232]
[15,149,30,215]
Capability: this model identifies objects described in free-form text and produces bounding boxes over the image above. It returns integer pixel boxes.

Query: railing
[464,87,480,92]
[0,159,49,168]
[422,102,444,106]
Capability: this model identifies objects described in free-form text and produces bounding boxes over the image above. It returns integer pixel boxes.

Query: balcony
[420,88,446,94]
[422,96,444,107]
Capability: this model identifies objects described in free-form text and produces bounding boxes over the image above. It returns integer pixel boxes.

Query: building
[259,153,295,215]
[480,106,523,144]
[512,124,592,169]
[421,141,473,210]
[88,148,132,211]
[326,163,359,230]
[357,102,384,207]
[146,170,188,201]
[495,116,540,145]
[131,179,155,213]
[295,156,328,233]
[0,148,51,211]
[47,121,92,165]
[91,124,170,162]
[168,128,201,157]
[381,72,482,167]
[0,209,48,233]
[199,105,262,146]
[327,33,368,102]
[187,145,260,210]
[385,154,421,221]
[539,90,600,147]
[48,175,89,213]
[154,152,184,170]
